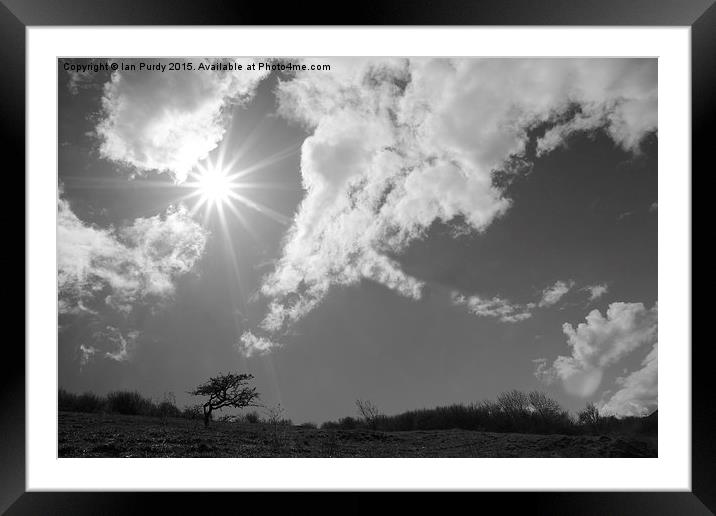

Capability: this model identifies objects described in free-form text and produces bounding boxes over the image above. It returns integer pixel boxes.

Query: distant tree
[497,390,530,418]
[528,391,563,418]
[577,403,602,427]
[355,399,382,429]
[189,372,260,427]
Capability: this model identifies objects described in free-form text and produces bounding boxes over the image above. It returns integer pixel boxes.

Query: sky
[58,58,658,423]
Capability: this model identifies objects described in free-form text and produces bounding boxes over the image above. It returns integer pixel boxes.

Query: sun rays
[193,164,234,207]
[183,161,244,215]
[174,143,298,231]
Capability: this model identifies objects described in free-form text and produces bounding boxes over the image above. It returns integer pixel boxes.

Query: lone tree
[189,372,260,427]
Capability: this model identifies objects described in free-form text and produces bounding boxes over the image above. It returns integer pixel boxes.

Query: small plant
[263,403,290,451]
[323,429,339,457]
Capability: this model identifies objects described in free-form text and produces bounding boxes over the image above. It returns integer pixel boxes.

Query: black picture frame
[6,1,709,513]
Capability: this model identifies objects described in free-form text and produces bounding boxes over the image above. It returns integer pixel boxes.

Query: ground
[58,411,657,458]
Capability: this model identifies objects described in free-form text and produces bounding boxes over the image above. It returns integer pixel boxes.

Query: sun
[178,149,294,228]
[196,165,232,206]
[182,160,244,215]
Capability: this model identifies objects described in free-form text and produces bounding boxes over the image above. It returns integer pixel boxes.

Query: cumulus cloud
[452,292,533,323]
[559,302,657,370]
[539,280,575,307]
[535,302,657,411]
[585,284,609,301]
[599,343,657,417]
[96,58,268,182]
[256,58,656,335]
[534,60,657,155]
[58,197,209,315]
[236,331,281,357]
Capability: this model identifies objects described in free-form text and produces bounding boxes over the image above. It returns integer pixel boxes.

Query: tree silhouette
[189,372,260,427]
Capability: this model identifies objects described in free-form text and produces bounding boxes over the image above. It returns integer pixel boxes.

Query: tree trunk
[203,405,212,427]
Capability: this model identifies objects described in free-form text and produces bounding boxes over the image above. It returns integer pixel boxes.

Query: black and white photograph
[57,56,658,458]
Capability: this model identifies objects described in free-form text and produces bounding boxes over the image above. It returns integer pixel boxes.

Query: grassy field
[58,411,657,458]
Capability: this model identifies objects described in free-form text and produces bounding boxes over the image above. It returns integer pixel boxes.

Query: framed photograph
[8,0,710,513]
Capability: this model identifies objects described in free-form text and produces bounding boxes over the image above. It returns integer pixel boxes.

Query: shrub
[321,416,362,430]
[529,391,562,418]
[182,403,204,420]
[577,403,602,428]
[497,390,530,419]
[244,411,261,424]
[156,400,181,419]
[353,391,575,435]
[336,416,360,430]
[59,388,190,420]
[59,389,105,413]
[263,404,293,427]
[355,399,382,429]
[106,391,153,415]
[527,391,573,434]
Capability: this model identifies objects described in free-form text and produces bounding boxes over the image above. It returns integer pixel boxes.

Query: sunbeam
[179,147,295,230]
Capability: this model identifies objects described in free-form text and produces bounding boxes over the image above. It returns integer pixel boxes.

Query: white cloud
[96,327,138,362]
[237,331,281,357]
[58,197,209,315]
[78,344,98,367]
[561,302,657,369]
[452,292,533,323]
[599,343,657,417]
[534,59,657,154]
[585,284,609,301]
[539,280,575,307]
[453,279,584,323]
[533,358,556,384]
[96,58,268,182]
[66,69,96,95]
[535,302,658,403]
[257,58,656,334]
[79,327,139,365]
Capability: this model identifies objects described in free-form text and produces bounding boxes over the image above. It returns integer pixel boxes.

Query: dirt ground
[58,411,657,458]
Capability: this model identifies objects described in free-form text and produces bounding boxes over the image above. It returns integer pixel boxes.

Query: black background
[3,0,712,514]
